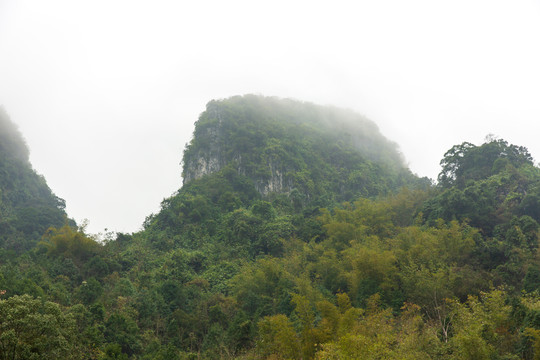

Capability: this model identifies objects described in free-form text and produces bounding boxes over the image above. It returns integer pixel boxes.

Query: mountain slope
[0,108,67,251]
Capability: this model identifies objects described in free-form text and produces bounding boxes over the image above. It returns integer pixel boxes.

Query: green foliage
[524,266,540,293]
[232,258,294,318]
[438,138,533,189]
[257,314,300,359]
[101,343,129,360]
[76,277,103,305]
[427,138,540,235]
[104,313,142,356]
[449,289,517,360]
[0,294,76,359]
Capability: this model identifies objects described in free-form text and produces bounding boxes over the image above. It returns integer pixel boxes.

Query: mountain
[182,95,421,198]
[0,108,68,251]
[142,95,427,253]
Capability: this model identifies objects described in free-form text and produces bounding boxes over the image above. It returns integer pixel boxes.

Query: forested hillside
[0,108,68,252]
[2,96,540,359]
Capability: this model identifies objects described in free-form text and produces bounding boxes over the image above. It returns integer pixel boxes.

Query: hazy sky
[1,0,540,234]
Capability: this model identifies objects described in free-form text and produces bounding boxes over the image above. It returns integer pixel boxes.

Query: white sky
[1,0,539,234]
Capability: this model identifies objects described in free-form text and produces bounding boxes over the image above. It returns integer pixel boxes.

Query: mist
[1,0,539,234]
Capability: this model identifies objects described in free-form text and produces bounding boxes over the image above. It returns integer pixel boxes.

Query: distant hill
[0,108,68,251]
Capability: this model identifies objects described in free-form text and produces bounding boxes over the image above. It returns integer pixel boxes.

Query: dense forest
[2,95,540,359]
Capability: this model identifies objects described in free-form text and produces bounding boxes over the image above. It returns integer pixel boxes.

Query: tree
[0,294,76,360]
[438,139,533,189]
[40,224,101,267]
[104,313,142,356]
[449,289,517,360]
[257,314,300,359]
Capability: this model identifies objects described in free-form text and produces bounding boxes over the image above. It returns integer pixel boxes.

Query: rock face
[182,126,223,184]
[254,161,286,195]
[183,155,221,184]
[182,116,293,195]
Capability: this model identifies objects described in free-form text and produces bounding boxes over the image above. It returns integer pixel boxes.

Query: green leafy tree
[104,313,142,356]
[438,139,533,189]
[0,294,76,359]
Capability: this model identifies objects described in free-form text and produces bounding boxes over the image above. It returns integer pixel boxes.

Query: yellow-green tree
[40,224,101,266]
[257,314,300,359]
[449,289,517,360]
[315,294,434,360]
